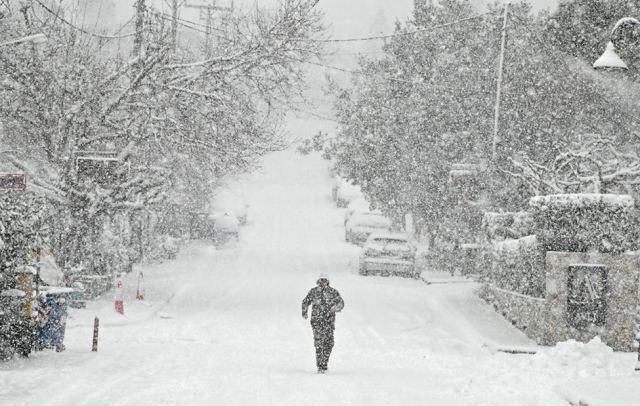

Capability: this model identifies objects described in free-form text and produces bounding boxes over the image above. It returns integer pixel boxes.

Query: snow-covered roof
[350,212,391,227]
[347,198,370,210]
[15,265,36,274]
[449,169,477,179]
[529,193,634,209]
[214,214,239,231]
[39,286,75,295]
[368,232,410,241]
[76,156,120,162]
[1,288,26,297]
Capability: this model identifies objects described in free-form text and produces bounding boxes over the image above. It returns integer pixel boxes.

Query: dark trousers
[312,323,334,370]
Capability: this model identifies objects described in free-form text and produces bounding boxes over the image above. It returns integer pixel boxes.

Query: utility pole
[170,0,179,52]
[491,2,509,165]
[133,0,146,59]
[18,0,30,27]
[185,1,231,56]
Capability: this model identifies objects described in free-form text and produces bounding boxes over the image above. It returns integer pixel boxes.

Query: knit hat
[317,273,330,284]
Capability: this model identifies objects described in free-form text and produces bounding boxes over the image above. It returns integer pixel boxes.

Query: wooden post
[136,271,145,300]
[92,317,99,352]
[635,302,640,371]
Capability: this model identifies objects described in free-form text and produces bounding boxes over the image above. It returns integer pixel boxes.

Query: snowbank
[560,376,640,406]
[531,337,616,379]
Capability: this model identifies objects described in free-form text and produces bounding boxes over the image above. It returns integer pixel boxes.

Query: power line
[157,10,497,45]
[298,11,499,43]
[34,0,136,39]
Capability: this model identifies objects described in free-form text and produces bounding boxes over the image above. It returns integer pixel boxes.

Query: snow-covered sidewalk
[1,149,638,406]
[559,375,640,406]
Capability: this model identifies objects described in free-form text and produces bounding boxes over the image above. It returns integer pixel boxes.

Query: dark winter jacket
[302,285,344,328]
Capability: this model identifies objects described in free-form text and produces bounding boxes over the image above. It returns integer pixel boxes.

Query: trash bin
[68,282,87,309]
[37,288,71,352]
[0,289,37,360]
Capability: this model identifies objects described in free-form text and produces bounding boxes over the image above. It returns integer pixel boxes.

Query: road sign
[0,173,26,191]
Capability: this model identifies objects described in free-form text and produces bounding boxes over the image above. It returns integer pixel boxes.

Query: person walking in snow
[302,274,344,373]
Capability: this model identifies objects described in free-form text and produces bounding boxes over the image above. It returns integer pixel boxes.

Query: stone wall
[478,284,546,343]
[543,251,640,351]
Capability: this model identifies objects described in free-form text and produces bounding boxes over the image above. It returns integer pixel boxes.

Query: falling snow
[2,1,640,405]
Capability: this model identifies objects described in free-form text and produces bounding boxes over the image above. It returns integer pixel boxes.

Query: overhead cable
[34,0,136,39]
[298,11,499,43]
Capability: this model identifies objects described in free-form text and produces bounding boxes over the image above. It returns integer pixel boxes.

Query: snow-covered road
[1,150,637,406]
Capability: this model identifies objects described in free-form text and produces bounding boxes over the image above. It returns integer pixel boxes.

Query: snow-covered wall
[486,235,545,298]
[543,251,640,351]
[478,284,546,344]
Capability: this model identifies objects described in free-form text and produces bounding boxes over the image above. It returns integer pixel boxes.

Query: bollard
[136,271,145,300]
[92,317,99,352]
[114,276,124,315]
[635,303,640,371]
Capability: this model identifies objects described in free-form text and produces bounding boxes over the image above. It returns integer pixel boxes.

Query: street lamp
[594,17,640,372]
[0,33,47,48]
[593,17,640,69]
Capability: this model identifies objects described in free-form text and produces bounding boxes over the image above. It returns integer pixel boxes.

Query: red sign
[0,174,26,191]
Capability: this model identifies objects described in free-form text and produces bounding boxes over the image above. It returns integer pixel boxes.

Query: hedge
[488,235,546,298]
[529,194,639,254]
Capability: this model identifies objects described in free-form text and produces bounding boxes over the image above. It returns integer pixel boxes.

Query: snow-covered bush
[0,193,48,291]
[529,194,639,254]
[488,235,545,298]
[482,211,534,242]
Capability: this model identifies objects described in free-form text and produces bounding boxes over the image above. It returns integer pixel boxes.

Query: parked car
[190,212,216,239]
[333,178,363,208]
[211,190,249,225]
[159,235,180,259]
[344,198,370,226]
[359,233,418,278]
[345,211,392,245]
[212,213,240,246]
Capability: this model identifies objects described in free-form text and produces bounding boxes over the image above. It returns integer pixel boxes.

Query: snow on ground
[1,149,638,406]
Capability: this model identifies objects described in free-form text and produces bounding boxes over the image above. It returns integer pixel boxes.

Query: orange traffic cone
[136,271,145,300]
[115,276,124,315]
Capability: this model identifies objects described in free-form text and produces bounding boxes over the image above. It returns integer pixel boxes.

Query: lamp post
[593,17,640,372]
[593,17,640,70]
[492,2,509,164]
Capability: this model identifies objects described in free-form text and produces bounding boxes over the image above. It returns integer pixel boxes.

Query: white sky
[113,0,560,40]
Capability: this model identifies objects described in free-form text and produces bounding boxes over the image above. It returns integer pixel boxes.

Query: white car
[344,198,370,226]
[333,178,363,208]
[211,190,249,225]
[359,233,418,278]
[212,214,240,246]
[345,211,392,245]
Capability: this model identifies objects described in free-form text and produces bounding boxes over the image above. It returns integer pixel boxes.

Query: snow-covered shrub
[0,193,49,291]
[529,194,639,254]
[482,211,534,242]
[489,235,545,297]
